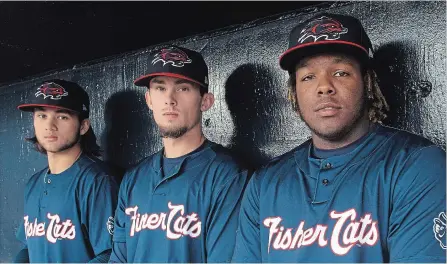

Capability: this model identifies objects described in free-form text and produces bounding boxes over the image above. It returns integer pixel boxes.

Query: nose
[44,116,57,131]
[317,75,336,96]
[164,89,177,106]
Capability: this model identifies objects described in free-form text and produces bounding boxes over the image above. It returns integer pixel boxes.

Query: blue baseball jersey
[16,154,119,262]
[111,140,249,262]
[232,124,446,263]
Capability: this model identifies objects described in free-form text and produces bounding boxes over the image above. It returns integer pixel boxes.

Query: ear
[145,89,153,110]
[80,119,91,136]
[200,93,215,112]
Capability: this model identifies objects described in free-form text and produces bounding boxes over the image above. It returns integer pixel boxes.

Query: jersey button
[44,190,48,195]
[324,163,332,169]
[47,179,51,184]
[322,179,329,185]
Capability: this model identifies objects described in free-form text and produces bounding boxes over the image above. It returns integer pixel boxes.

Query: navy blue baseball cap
[17,79,90,118]
[279,13,373,72]
[134,45,209,91]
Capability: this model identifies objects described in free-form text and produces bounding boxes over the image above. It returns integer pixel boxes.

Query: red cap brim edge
[133,72,206,88]
[17,104,80,113]
[279,40,369,70]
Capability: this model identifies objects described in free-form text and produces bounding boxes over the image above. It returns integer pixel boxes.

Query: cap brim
[279,40,369,71]
[17,104,80,113]
[133,72,206,88]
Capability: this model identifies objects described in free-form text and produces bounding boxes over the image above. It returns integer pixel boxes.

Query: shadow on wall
[101,90,153,184]
[225,63,280,172]
[373,41,432,136]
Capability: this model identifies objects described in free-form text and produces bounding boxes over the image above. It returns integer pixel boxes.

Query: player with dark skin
[232,13,446,263]
[293,53,369,150]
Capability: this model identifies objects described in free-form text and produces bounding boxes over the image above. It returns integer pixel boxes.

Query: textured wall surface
[0,1,445,261]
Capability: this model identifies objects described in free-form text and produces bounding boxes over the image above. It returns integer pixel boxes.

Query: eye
[57,115,69,120]
[36,113,46,119]
[177,86,190,92]
[301,74,315,82]
[334,71,349,77]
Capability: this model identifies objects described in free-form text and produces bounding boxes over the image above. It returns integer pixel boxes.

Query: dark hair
[198,86,207,97]
[26,113,102,157]
[286,54,389,123]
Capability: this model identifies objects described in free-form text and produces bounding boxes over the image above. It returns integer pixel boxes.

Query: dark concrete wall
[0,1,445,261]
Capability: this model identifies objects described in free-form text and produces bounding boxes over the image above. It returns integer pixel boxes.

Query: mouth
[44,136,58,141]
[314,102,342,117]
[163,111,179,115]
[163,112,179,119]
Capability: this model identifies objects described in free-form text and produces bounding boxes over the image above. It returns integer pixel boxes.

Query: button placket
[41,177,50,208]
[312,160,335,203]
[154,160,184,194]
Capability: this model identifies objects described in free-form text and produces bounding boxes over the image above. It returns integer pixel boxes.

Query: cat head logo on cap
[151,46,192,67]
[298,16,348,44]
[35,82,69,100]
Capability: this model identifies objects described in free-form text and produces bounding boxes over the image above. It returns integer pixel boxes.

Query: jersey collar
[295,124,389,176]
[151,140,216,176]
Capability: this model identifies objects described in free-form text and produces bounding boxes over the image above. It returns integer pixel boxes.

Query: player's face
[145,76,214,139]
[294,54,368,142]
[33,107,85,153]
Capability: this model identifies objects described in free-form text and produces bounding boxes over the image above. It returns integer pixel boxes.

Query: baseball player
[14,79,119,263]
[109,45,249,262]
[232,13,446,262]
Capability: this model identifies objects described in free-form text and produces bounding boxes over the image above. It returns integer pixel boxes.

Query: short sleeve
[389,146,446,262]
[232,172,262,263]
[205,170,249,263]
[81,172,119,256]
[112,174,128,243]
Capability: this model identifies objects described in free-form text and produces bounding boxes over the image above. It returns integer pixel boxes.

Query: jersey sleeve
[16,214,27,246]
[109,176,128,263]
[81,172,119,256]
[205,169,249,263]
[13,246,29,263]
[111,173,128,244]
[109,242,127,263]
[389,145,446,262]
[231,172,262,263]
[16,174,37,247]
[88,249,111,263]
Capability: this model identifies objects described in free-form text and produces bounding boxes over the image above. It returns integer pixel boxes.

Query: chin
[41,147,60,153]
[315,129,347,141]
[308,120,351,141]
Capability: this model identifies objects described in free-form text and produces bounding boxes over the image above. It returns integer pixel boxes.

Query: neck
[312,117,371,150]
[47,144,83,174]
[162,123,205,158]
